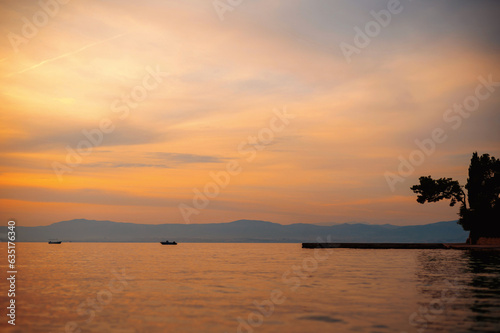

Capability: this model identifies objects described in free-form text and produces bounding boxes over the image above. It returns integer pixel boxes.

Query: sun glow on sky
[0,0,499,226]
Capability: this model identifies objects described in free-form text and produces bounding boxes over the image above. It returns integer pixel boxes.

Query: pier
[302,243,500,250]
[302,243,447,249]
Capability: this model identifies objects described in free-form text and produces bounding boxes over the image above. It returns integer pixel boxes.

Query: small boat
[160,240,177,245]
[48,241,62,244]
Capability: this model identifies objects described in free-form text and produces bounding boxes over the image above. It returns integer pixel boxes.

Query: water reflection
[463,251,500,332]
[412,250,500,332]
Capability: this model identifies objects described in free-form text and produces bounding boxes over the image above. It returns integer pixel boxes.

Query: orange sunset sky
[1,0,499,227]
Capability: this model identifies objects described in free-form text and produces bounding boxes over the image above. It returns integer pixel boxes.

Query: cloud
[148,152,226,164]
[0,185,177,207]
[79,153,225,169]
[0,121,167,153]
[81,162,170,169]
[5,33,127,78]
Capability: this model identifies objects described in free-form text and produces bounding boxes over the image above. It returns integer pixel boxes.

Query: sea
[1,243,499,333]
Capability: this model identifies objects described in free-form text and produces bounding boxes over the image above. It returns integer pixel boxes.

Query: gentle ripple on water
[0,243,499,332]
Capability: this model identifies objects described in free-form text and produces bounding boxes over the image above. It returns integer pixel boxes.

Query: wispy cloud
[82,162,170,169]
[74,153,225,170]
[5,33,126,78]
[149,152,226,165]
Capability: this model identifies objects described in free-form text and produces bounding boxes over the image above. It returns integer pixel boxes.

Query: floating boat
[160,240,177,245]
[48,241,62,244]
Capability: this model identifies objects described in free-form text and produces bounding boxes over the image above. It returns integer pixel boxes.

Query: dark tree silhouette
[411,152,500,244]
[411,176,466,207]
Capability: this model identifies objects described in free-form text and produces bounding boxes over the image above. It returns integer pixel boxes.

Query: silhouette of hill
[1,219,468,243]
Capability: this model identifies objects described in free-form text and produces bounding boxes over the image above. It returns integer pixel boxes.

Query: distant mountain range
[0,219,469,243]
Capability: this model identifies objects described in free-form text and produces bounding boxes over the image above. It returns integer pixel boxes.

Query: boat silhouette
[160,240,177,245]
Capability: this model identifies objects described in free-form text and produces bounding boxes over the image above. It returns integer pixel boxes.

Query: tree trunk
[467,230,479,245]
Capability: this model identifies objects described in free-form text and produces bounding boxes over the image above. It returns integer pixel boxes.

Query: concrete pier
[302,243,500,250]
[302,243,447,249]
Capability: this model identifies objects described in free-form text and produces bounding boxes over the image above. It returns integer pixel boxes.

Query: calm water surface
[1,243,499,332]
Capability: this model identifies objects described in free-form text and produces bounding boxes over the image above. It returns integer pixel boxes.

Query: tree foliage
[411,152,500,243]
[410,176,465,207]
[461,153,500,235]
